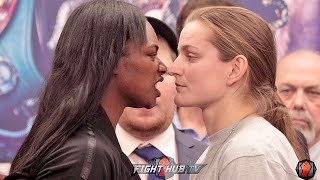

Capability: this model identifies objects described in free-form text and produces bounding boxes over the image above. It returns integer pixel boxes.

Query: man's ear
[226,55,248,86]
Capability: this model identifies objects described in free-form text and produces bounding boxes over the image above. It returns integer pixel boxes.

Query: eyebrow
[305,85,320,90]
[179,45,199,53]
[278,83,295,88]
[279,83,319,89]
[147,44,159,51]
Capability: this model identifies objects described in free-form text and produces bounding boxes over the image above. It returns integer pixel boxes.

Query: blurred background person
[276,49,320,179]
[176,0,239,37]
[116,16,207,180]
[173,107,207,142]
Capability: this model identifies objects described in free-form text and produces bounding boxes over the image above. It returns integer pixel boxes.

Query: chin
[130,118,164,132]
[130,98,156,109]
[144,101,157,109]
[174,97,194,107]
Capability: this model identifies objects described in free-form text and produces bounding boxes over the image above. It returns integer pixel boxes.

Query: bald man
[276,50,320,177]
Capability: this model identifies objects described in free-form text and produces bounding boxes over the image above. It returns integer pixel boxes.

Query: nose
[292,89,306,110]
[167,55,183,76]
[157,58,167,75]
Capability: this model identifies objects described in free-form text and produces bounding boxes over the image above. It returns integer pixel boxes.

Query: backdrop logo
[133,155,206,180]
[0,0,17,34]
[296,159,317,179]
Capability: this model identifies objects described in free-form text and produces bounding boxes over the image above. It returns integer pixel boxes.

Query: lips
[138,107,154,116]
[292,118,308,127]
[175,82,186,92]
[156,88,161,97]
[175,82,186,87]
[154,77,163,97]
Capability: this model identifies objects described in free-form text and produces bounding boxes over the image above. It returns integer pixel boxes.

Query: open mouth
[154,77,164,97]
[157,76,164,83]
[156,88,161,97]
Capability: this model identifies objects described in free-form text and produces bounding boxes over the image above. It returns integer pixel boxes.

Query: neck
[178,107,207,137]
[202,95,256,136]
[101,83,126,129]
[120,111,174,141]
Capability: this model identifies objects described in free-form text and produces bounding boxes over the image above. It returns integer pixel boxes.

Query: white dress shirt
[310,141,320,180]
[116,124,179,180]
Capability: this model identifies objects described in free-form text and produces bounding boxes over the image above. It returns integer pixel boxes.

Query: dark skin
[101,21,167,128]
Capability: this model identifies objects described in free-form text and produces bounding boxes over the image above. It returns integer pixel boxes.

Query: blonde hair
[187,6,305,160]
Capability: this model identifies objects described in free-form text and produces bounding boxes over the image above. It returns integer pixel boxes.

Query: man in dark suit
[116,17,207,180]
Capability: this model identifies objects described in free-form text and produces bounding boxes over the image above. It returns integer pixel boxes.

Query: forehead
[277,51,320,86]
[178,20,213,50]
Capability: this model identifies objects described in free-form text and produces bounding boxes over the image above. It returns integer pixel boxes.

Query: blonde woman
[169,7,304,180]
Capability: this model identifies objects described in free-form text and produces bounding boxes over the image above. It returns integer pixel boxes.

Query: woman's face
[169,20,230,109]
[115,21,167,109]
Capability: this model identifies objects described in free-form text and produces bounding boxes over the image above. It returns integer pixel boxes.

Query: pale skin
[168,20,256,135]
[276,50,320,147]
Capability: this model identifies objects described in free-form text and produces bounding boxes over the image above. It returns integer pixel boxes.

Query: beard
[119,107,174,139]
[289,109,316,144]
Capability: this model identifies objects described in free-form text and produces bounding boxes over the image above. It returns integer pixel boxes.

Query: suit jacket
[173,125,208,180]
